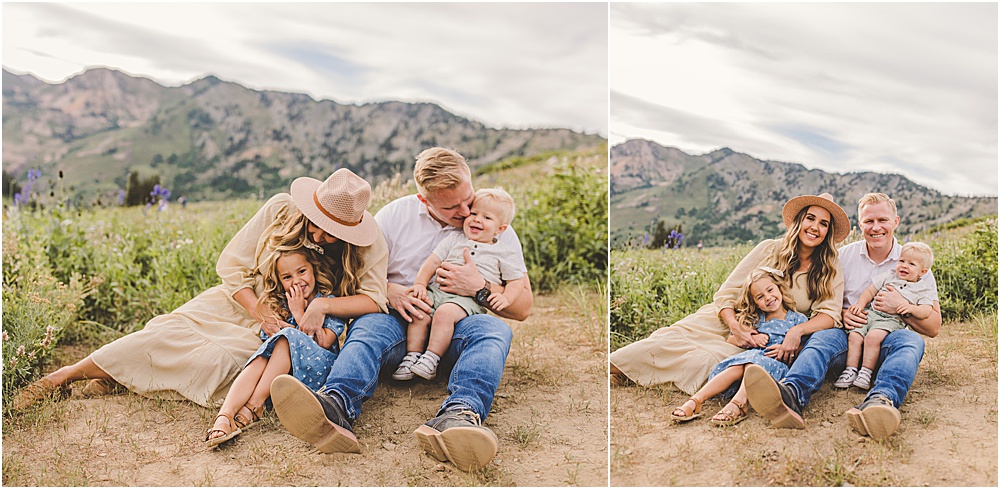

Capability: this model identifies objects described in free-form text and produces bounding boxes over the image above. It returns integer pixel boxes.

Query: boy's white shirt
[375,194,527,287]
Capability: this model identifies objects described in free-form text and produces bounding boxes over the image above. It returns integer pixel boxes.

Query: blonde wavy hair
[254,205,366,321]
[255,248,335,322]
[734,268,796,329]
[771,205,840,303]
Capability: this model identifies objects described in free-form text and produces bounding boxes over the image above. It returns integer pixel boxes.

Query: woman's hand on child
[765,328,803,364]
[488,292,510,311]
[261,319,292,337]
[296,302,327,336]
[728,328,757,349]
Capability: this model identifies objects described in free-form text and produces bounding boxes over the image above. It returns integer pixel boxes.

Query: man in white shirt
[272,147,532,472]
[747,193,941,441]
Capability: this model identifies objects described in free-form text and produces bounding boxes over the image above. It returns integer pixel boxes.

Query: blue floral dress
[246,293,345,391]
[709,310,808,392]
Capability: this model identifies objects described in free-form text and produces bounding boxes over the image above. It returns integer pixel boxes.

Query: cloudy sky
[611,3,998,197]
[2,2,608,136]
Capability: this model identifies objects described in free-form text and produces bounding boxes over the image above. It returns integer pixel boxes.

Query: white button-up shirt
[374,194,527,286]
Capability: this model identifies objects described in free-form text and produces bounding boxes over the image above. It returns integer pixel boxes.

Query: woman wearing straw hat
[610,193,848,421]
[11,169,389,416]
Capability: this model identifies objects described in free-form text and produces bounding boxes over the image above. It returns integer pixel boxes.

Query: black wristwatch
[475,280,491,305]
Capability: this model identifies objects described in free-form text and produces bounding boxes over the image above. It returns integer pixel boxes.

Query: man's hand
[842,307,867,330]
[435,248,482,297]
[388,282,433,323]
[873,285,907,315]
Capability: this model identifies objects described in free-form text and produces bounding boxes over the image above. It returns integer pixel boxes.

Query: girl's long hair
[772,206,839,303]
[734,268,796,329]
[254,206,366,321]
[256,248,335,322]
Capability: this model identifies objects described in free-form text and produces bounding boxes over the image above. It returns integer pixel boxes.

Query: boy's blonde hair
[858,193,897,217]
[733,267,796,329]
[474,187,516,226]
[901,241,934,270]
[413,147,472,196]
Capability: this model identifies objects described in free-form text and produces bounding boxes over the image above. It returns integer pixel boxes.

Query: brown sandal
[10,377,70,411]
[711,399,749,427]
[206,413,242,447]
[234,403,263,430]
[670,397,703,422]
[80,378,125,397]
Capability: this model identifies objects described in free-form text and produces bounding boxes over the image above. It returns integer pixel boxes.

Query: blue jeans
[321,311,512,422]
[782,328,925,409]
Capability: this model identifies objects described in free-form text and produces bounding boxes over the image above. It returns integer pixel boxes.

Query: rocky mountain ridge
[2,67,604,201]
[611,138,997,246]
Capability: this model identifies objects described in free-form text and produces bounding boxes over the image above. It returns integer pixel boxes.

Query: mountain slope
[2,68,604,201]
[611,139,997,247]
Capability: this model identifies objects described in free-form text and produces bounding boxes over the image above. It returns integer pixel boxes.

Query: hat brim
[782,195,850,245]
[290,177,378,247]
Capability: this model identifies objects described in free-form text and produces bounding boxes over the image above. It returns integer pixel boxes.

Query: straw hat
[781,193,850,245]
[290,168,377,247]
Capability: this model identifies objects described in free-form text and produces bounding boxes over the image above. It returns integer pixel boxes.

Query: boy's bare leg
[426,303,468,357]
[861,329,890,371]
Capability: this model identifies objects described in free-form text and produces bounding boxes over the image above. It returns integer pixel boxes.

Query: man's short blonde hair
[858,193,897,217]
[413,147,472,196]
[901,241,934,270]
[474,187,516,226]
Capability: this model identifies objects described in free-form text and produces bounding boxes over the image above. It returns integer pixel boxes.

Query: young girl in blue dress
[670,267,807,426]
[206,247,345,446]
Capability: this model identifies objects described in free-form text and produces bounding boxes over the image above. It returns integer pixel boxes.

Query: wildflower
[118,189,126,206]
[16,345,25,356]
[1,331,7,342]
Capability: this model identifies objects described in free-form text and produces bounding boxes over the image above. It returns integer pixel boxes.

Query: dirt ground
[2,290,608,487]
[610,318,998,486]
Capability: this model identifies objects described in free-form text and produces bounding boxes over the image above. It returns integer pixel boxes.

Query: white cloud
[2,2,608,136]
[611,2,998,196]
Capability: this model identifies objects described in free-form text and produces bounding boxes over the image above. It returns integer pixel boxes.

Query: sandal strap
[206,414,237,440]
[234,403,262,428]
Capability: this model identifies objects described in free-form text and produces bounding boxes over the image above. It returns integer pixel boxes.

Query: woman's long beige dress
[90,193,389,407]
[610,239,843,395]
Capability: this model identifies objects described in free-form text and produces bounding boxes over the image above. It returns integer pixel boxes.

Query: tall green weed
[610,245,752,350]
[515,155,608,293]
[2,216,95,396]
[930,219,998,320]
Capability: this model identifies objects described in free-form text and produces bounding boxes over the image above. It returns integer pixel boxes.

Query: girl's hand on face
[286,285,308,316]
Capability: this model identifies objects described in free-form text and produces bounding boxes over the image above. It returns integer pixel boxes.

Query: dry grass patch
[611,316,998,486]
